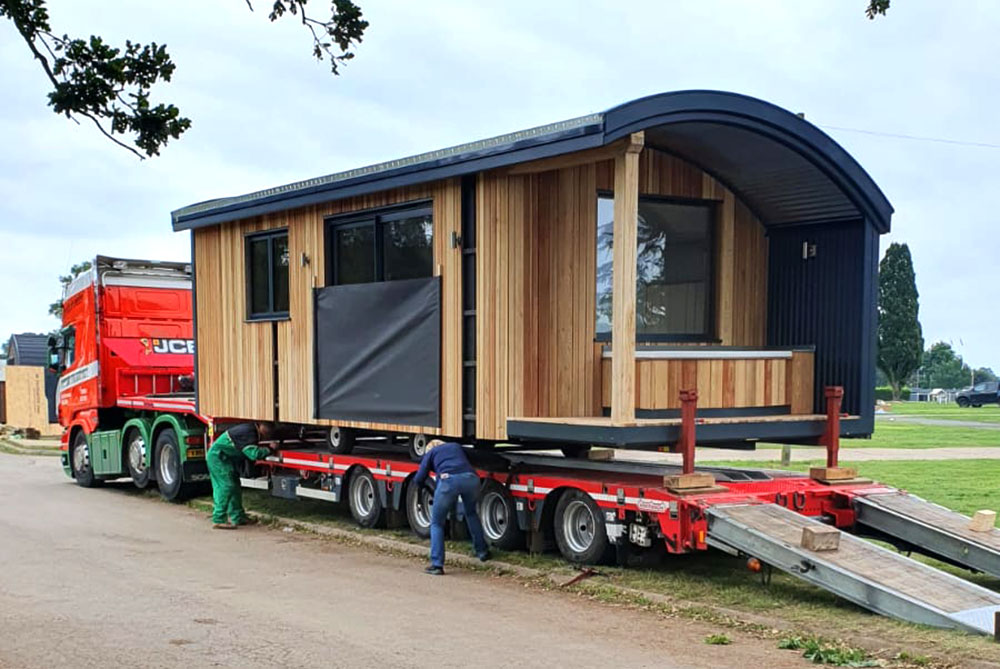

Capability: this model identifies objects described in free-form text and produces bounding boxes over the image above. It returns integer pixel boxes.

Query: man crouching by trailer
[412,439,490,574]
[208,423,275,529]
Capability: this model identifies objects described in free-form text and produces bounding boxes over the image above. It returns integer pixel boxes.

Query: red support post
[822,386,844,468]
[679,389,698,474]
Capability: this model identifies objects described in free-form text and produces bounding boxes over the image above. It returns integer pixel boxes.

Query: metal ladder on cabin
[853,491,1000,580]
[706,503,1000,636]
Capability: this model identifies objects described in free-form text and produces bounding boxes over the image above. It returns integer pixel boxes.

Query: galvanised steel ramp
[855,491,1000,580]
[706,503,1000,635]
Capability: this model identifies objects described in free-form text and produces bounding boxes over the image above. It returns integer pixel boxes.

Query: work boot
[425,565,445,576]
[235,516,259,526]
[478,550,492,563]
[212,523,237,530]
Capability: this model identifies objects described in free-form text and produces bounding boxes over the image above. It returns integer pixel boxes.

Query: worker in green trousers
[208,422,274,529]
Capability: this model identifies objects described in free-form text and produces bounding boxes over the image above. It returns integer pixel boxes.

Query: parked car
[955,381,1000,407]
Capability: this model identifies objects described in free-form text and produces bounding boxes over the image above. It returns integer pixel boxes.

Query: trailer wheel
[478,480,523,550]
[560,445,592,459]
[405,479,434,539]
[408,433,429,462]
[155,430,187,502]
[70,430,99,488]
[348,469,383,528]
[554,490,612,564]
[124,428,151,489]
[327,426,356,454]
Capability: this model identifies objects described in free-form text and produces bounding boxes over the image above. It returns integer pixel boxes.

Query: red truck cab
[51,256,208,500]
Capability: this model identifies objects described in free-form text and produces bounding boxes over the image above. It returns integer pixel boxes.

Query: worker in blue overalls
[412,439,490,574]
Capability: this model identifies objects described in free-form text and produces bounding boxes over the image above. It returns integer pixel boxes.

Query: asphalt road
[0,452,809,669]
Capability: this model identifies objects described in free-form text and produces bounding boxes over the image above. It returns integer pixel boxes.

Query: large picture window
[246,229,289,319]
[327,204,433,285]
[596,195,714,340]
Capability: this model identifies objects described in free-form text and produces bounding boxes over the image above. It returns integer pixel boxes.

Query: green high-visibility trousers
[207,431,270,525]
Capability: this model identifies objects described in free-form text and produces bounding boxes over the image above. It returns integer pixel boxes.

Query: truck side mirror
[46,335,63,374]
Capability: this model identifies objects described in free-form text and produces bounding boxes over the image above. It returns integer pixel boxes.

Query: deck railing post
[679,389,698,474]
[823,386,844,467]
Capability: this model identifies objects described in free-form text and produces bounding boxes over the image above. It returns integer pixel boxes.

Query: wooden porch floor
[507,413,840,429]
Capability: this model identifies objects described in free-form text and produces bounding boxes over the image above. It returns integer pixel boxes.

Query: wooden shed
[172,91,892,451]
[4,333,61,435]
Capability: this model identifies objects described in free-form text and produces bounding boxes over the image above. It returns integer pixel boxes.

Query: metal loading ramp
[706,503,1000,635]
[855,491,1000,579]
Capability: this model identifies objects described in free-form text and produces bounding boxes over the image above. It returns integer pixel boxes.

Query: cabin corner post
[610,132,644,425]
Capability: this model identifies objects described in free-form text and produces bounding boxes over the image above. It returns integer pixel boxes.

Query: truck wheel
[155,430,185,502]
[408,433,429,462]
[479,479,523,550]
[125,428,151,489]
[561,445,592,459]
[327,426,356,454]
[405,479,434,539]
[554,489,612,565]
[70,431,99,488]
[957,397,970,408]
[348,469,383,528]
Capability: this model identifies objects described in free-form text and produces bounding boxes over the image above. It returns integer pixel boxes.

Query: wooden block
[586,448,615,461]
[969,510,997,533]
[664,473,716,490]
[810,467,857,482]
[801,525,840,552]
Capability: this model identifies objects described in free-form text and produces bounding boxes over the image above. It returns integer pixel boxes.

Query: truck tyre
[155,430,186,502]
[348,468,383,528]
[327,426,356,454]
[478,479,523,550]
[408,433,429,462]
[405,479,434,539]
[553,489,612,565]
[125,428,151,489]
[561,445,592,459]
[70,430,99,488]
[957,397,970,408]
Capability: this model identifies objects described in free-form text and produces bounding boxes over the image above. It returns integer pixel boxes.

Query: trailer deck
[242,443,1000,637]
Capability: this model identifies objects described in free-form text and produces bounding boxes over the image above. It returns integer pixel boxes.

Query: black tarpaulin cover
[315,277,440,427]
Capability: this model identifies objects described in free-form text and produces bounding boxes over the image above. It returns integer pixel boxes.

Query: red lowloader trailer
[48,259,1000,636]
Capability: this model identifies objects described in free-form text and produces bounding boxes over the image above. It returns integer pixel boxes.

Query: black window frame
[324,201,434,286]
[245,228,290,321]
[594,191,719,344]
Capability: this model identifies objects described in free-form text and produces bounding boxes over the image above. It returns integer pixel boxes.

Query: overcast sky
[1,1,996,369]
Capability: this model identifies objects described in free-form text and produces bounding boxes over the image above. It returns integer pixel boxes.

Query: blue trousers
[429,472,488,568]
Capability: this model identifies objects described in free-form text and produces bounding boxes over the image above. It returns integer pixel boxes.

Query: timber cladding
[194,180,463,437]
[599,350,815,413]
[4,365,61,435]
[476,147,769,441]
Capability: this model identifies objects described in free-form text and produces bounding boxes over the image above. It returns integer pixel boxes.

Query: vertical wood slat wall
[194,181,463,436]
[477,148,769,441]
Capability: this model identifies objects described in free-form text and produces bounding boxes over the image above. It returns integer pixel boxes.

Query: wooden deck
[507,413,839,429]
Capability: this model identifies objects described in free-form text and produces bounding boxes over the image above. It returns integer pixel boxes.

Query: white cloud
[0,0,997,369]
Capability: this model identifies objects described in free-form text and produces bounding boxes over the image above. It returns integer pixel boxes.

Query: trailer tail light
[185,435,204,445]
[746,557,762,573]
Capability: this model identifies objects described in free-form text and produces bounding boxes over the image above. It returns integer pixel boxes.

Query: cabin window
[327,204,433,285]
[596,195,714,340]
[246,229,289,320]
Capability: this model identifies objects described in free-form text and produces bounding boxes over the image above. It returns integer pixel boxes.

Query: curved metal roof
[7,333,50,366]
[171,90,892,233]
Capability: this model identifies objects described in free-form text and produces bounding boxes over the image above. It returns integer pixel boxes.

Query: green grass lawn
[714,458,1000,516]
[755,419,1000,450]
[886,400,1000,424]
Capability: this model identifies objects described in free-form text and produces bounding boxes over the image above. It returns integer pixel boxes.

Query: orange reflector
[747,557,762,573]
[698,530,705,544]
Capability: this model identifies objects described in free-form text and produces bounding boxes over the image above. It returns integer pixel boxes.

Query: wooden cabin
[172,91,892,452]
[4,333,61,435]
